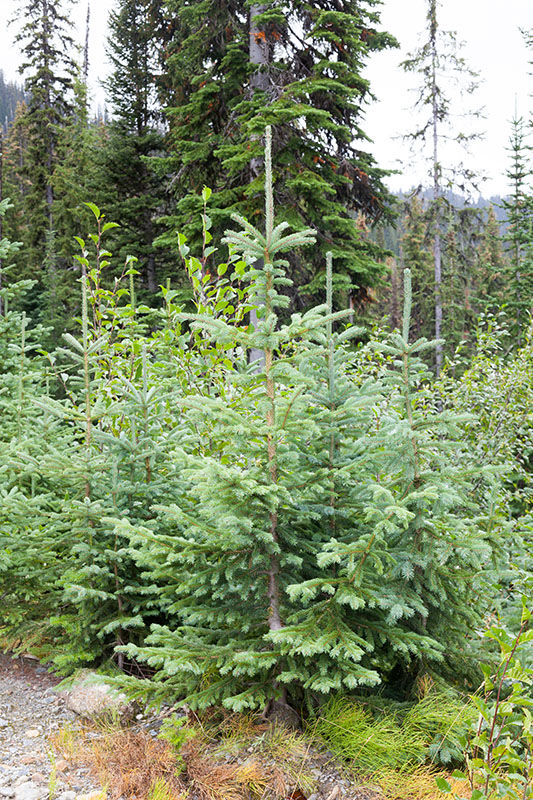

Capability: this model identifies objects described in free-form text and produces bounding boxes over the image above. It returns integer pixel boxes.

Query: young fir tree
[102,131,502,715]
[0,199,70,644]
[401,0,483,373]
[154,0,397,312]
[372,270,501,682]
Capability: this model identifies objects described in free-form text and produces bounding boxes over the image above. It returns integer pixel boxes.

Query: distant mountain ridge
[396,188,507,221]
[0,70,25,130]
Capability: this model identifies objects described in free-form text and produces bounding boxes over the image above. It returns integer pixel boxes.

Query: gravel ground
[0,654,104,800]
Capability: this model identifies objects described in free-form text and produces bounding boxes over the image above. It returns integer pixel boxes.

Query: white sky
[0,0,532,196]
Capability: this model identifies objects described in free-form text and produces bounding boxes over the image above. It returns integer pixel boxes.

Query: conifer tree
[0,201,67,642]
[11,0,77,312]
[501,113,533,345]
[94,0,171,295]
[401,0,482,373]
[475,205,506,315]
[101,131,502,715]
[0,71,26,130]
[401,196,433,341]
[155,0,397,311]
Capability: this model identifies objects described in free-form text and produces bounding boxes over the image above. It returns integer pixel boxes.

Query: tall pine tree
[94,0,171,295]
[154,0,397,311]
[11,0,77,318]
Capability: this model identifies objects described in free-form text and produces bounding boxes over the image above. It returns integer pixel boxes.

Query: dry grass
[53,712,478,800]
[376,766,452,800]
[49,716,317,800]
[376,766,488,800]
[51,724,186,800]
[183,738,270,800]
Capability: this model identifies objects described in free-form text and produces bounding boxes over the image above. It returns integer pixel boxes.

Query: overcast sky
[0,0,532,196]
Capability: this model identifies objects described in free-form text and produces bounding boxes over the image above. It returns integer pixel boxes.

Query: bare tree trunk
[0,129,3,317]
[83,3,90,86]
[430,0,443,376]
[248,5,269,367]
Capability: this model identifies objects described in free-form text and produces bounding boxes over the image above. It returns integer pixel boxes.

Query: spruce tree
[11,0,77,315]
[94,0,171,296]
[501,113,533,345]
[155,0,397,311]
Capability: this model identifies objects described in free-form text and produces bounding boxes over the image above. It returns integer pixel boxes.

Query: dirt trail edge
[0,654,104,800]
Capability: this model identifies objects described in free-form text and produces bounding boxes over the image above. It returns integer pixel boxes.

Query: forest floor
[0,653,106,800]
[0,654,385,800]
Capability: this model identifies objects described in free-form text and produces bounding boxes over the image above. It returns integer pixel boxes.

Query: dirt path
[0,654,104,800]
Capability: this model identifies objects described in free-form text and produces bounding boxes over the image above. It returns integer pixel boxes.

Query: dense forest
[1,0,533,798]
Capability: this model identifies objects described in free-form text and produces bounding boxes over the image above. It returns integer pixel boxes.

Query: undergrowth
[48,702,468,800]
[309,685,477,773]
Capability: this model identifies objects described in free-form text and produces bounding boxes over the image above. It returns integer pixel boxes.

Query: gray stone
[57,792,76,800]
[14,782,44,800]
[63,672,135,721]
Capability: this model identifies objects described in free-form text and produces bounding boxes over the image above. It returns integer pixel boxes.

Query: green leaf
[84,202,101,220]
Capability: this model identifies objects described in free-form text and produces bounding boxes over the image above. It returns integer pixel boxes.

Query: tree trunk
[0,130,3,317]
[430,0,443,376]
[248,5,269,367]
[83,3,90,86]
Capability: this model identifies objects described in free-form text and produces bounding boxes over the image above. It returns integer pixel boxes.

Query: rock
[14,782,43,800]
[0,719,8,729]
[263,699,301,729]
[63,673,135,721]
[55,760,69,773]
[57,792,76,800]
[22,731,39,739]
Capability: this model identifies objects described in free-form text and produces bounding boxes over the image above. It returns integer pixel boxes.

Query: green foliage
[438,604,533,800]
[158,714,197,770]
[310,686,476,772]
[155,0,397,311]
[0,131,513,720]
[96,136,502,713]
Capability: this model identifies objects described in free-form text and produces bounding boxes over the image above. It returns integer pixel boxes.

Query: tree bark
[0,130,3,317]
[248,5,270,367]
[430,0,442,376]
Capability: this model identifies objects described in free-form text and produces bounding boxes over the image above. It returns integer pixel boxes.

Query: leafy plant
[437,603,533,800]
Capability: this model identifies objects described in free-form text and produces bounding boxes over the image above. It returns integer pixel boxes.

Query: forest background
[2,0,533,796]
